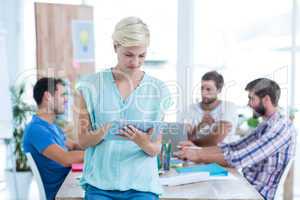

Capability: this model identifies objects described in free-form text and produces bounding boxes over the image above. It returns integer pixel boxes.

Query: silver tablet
[105,121,188,146]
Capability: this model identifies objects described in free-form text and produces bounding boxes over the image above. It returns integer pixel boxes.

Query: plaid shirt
[219,112,296,200]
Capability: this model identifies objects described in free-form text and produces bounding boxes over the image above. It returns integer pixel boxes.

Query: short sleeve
[28,125,58,153]
[181,104,198,125]
[220,101,239,141]
[56,126,67,142]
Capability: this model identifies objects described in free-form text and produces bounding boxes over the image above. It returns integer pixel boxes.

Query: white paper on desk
[159,172,237,186]
[159,172,210,186]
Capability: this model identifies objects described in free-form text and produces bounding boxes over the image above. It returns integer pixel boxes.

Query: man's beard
[253,100,266,116]
[202,97,218,105]
[54,109,64,115]
[53,104,65,115]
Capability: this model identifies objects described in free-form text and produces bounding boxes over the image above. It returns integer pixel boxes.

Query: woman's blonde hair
[112,16,150,47]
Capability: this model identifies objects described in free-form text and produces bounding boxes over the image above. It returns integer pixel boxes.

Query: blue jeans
[85,184,159,200]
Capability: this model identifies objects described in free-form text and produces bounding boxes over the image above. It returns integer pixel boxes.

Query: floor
[0,141,39,200]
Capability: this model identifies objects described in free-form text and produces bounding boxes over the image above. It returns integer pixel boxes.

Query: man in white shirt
[182,71,238,146]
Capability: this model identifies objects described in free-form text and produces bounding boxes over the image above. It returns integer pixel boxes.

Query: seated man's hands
[211,121,232,136]
[178,140,196,148]
[201,113,215,125]
[173,147,202,163]
[185,120,232,147]
[189,113,215,140]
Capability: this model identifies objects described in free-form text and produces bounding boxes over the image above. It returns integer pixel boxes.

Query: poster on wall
[72,20,95,63]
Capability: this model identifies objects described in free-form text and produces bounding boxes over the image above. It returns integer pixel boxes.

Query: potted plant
[10,82,36,171]
[9,82,36,199]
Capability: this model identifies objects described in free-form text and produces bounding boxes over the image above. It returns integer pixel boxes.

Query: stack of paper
[160,163,235,186]
[159,172,210,186]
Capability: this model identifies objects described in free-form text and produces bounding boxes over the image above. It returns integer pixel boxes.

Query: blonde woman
[75,17,171,200]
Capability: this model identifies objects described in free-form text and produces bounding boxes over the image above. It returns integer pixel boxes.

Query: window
[193,0,293,110]
[85,0,178,121]
[23,0,178,121]
[193,0,299,198]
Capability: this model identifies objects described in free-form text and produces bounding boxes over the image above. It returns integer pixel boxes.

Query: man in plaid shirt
[175,78,296,200]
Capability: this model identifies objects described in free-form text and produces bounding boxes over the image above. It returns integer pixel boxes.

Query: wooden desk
[56,168,263,200]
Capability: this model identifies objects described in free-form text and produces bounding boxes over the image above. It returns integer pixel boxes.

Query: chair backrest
[26,152,47,200]
[274,159,294,200]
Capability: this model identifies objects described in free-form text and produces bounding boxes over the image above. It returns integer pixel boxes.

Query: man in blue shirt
[23,77,84,200]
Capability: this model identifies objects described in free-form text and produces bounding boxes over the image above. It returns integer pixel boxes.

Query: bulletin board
[35,2,95,81]
[35,3,95,139]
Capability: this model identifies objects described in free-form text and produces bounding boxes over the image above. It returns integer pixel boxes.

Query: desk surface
[56,168,263,200]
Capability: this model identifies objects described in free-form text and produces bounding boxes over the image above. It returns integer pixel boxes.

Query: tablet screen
[104,120,187,143]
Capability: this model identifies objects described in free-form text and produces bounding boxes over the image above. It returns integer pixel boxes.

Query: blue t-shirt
[23,115,70,200]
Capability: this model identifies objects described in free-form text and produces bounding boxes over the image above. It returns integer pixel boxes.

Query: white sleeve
[181,104,202,126]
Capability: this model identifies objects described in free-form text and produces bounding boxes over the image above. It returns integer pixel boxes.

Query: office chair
[25,153,47,200]
[274,159,294,200]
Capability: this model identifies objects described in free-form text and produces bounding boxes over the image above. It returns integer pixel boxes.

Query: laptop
[161,122,188,153]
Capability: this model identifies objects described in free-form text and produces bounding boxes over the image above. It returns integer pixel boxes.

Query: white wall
[0,0,24,138]
[0,0,23,85]
[0,30,13,138]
